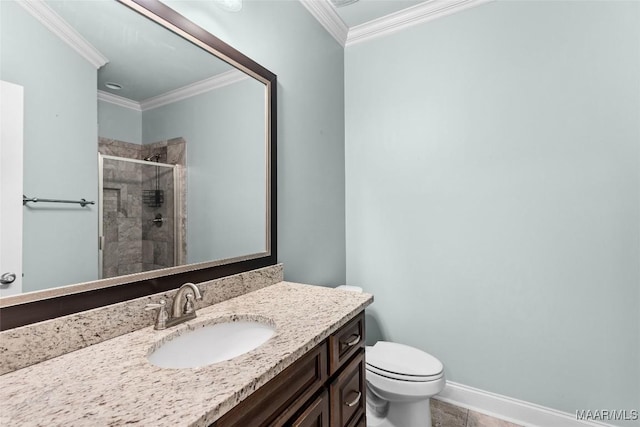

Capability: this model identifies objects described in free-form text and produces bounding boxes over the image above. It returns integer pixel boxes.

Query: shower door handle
[152,213,165,227]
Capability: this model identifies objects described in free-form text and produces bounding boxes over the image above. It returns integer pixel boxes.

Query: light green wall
[165,0,346,285]
[345,1,639,423]
[142,78,266,263]
[0,1,99,292]
[1,0,347,290]
[98,100,142,144]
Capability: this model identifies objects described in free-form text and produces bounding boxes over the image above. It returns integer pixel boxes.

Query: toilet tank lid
[366,341,443,377]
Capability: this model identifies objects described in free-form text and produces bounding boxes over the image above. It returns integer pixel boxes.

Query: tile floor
[431,399,522,427]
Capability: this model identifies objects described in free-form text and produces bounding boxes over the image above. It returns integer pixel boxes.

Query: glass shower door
[98,154,179,279]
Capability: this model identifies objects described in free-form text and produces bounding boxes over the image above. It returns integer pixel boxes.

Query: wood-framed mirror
[0,0,277,330]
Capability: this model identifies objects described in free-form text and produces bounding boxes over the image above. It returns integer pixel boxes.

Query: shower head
[143,154,161,162]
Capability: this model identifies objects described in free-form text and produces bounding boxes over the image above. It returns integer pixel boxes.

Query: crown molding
[98,91,142,112]
[17,0,108,69]
[346,0,493,47]
[140,69,249,111]
[299,0,349,47]
[98,69,249,112]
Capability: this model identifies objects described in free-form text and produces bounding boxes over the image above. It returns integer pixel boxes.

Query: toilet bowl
[365,341,445,427]
[334,286,445,427]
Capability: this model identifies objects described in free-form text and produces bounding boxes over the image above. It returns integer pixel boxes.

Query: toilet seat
[366,364,444,382]
[366,341,444,382]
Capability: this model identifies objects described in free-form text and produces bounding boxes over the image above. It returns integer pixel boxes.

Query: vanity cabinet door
[329,349,365,427]
[213,342,327,427]
[289,389,329,427]
[328,312,365,376]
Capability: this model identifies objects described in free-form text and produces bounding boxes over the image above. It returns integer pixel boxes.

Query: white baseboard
[435,381,616,427]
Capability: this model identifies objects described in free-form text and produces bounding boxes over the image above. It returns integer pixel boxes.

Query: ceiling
[34,0,487,101]
[44,0,234,103]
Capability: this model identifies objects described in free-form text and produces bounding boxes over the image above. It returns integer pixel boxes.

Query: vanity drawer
[329,349,365,427]
[328,312,365,375]
[213,342,327,427]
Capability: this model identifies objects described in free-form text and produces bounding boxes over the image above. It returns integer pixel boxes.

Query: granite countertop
[0,282,373,426]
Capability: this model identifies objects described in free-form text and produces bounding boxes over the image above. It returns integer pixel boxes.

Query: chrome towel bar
[23,195,95,207]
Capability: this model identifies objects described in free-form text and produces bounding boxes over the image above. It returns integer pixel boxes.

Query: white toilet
[335,286,445,427]
[365,341,445,427]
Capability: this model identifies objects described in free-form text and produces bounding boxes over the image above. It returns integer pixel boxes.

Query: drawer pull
[343,334,360,347]
[344,391,362,407]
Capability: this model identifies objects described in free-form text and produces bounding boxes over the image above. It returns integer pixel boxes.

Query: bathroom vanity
[0,281,372,426]
[214,311,366,427]
[0,0,369,423]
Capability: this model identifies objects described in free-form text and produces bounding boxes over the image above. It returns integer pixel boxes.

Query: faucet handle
[145,299,169,330]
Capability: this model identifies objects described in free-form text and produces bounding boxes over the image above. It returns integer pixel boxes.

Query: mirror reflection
[0,0,268,297]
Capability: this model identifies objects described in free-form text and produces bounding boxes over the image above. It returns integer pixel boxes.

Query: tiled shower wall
[101,157,144,276]
[98,138,186,278]
[141,165,175,271]
[142,138,187,266]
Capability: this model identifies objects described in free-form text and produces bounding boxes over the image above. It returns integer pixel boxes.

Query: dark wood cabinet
[214,343,327,427]
[329,350,365,427]
[211,311,366,427]
[289,390,329,427]
[328,313,365,376]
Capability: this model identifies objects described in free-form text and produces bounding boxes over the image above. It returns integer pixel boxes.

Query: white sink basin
[148,320,276,369]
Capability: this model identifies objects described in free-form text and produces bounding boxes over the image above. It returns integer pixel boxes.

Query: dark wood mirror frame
[0,0,277,331]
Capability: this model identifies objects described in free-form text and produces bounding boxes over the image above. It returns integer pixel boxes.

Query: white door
[0,80,24,296]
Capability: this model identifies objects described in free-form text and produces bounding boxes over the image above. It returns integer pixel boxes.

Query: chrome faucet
[145,283,203,330]
[172,282,202,318]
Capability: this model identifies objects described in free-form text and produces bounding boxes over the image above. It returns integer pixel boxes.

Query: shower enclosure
[98,154,181,279]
